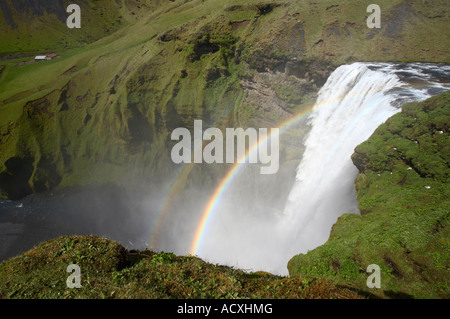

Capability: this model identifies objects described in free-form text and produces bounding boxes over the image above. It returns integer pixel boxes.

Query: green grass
[0,0,129,55]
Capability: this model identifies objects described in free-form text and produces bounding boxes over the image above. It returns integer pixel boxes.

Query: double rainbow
[147,102,321,255]
[147,67,405,257]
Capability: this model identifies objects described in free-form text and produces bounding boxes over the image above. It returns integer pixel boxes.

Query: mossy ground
[288,92,450,299]
[0,235,363,299]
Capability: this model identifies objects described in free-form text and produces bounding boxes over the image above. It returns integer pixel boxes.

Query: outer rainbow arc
[147,164,192,250]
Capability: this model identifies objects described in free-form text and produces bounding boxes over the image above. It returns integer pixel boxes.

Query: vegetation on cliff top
[288,92,450,299]
[0,235,363,299]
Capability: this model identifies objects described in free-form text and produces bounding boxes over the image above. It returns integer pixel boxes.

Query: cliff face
[0,0,449,200]
[287,92,450,299]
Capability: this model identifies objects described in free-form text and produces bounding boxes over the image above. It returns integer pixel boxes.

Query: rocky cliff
[0,0,449,200]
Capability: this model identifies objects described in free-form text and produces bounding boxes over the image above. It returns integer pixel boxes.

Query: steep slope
[287,92,450,299]
[0,0,449,200]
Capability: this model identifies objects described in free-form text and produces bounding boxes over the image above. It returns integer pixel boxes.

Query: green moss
[0,235,364,299]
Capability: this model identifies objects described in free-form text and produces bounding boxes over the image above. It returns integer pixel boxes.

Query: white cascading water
[195,62,449,275]
[279,63,404,255]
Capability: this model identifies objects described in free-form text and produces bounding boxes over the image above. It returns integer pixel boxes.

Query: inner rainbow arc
[188,93,364,256]
[188,106,317,256]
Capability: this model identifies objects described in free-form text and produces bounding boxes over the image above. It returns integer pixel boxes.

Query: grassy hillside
[287,92,450,299]
[0,0,118,55]
[0,0,449,200]
[0,235,364,299]
[0,0,173,55]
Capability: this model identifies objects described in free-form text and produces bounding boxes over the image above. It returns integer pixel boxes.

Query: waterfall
[280,63,405,253]
[187,62,450,275]
[277,62,449,274]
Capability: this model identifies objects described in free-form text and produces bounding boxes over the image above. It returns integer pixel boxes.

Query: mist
[0,184,162,262]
